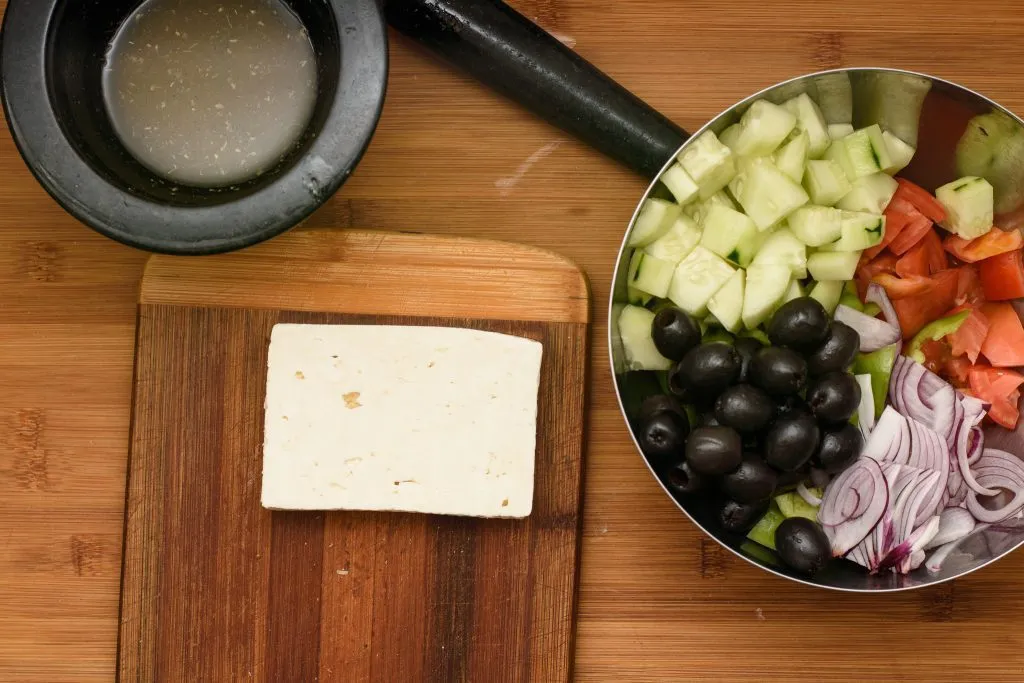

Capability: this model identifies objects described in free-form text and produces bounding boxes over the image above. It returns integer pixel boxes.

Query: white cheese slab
[261,324,542,518]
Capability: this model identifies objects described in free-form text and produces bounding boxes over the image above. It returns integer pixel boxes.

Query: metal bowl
[609,68,1024,591]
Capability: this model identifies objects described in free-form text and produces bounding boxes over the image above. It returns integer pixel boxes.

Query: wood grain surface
[119,230,589,682]
[5,0,1024,680]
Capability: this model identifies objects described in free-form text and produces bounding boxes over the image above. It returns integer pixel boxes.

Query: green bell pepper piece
[862,302,881,318]
[839,291,864,312]
[747,503,786,550]
[702,328,735,345]
[739,328,771,346]
[906,310,971,364]
[853,344,900,418]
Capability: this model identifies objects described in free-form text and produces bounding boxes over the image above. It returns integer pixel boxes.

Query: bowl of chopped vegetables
[611,68,1024,591]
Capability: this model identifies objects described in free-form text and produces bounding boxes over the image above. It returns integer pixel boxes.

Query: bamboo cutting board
[117,229,590,682]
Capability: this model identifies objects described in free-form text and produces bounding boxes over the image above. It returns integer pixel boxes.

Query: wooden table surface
[4,1,1024,680]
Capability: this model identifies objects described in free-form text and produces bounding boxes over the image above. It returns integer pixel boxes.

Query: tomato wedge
[969,366,1024,430]
[889,215,934,256]
[980,302,1024,367]
[944,228,1024,263]
[947,308,990,364]
[864,210,911,261]
[887,196,923,219]
[945,355,974,388]
[891,268,960,338]
[955,264,986,306]
[922,229,949,273]
[895,240,931,278]
[918,338,952,376]
[894,178,948,223]
[979,249,1024,301]
[871,273,933,299]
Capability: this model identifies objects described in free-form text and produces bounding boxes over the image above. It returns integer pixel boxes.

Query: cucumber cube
[668,245,736,317]
[730,158,809,231]
[835,173,899,214]
[627,286,652,306]
[773,130,809,183]
[628,198,682,247]
[882,131,915,175]
[788,206,843,247]
[936,176,994,240]
[742,264,792,330]
[803,159,852,207]
[782,93,831,158]
[827,211,885,252]
[687,190,738,224]
[720,123,743,152]
[645,214,702,264]
[752,228,808,278]
[808,251,860,282]
[828,123,854,140]
[707,269,745,333]
[660,163,700,205]
[679,131,737,199]
[781,278,804,305]
[842,125,892,180]
[808,280,845,314]
[700,204,759,267]
[618,305,673,371]
[627,249,676,297]
[733,99,797,157]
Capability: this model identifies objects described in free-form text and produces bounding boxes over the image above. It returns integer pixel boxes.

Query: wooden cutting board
[117,229,590,682]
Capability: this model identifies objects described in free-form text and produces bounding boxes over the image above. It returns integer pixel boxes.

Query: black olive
[685,426,743,476]
[664,460,706,495]
[675,342,741,397]
[734,336,764,383]
[776,467,810,490]
[775,517,831,575]
[806,321,861,376]
[638,394,688,425]
[749,347,808,397]
[720,499,769,534]
[767,297,830,351]
[652,307,702,361]
[815,423,865,474]
[638,411,689,462]
[775,395,811,421]
[714,384,775,433]
[806,372,861,425]
[721,455,778,503]
[764,414,820,472]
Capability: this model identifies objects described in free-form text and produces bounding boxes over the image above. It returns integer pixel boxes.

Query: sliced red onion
[820,458,889,557]
[926,524,990,573]
[897,515,941,573]
[880,468,941,569]
[964,449,1024,522]
[855,374,875,438]
[889,356,959,447]
[924,507,976,550]
[903,549,927,572]
[797,481,822,507]
[835,304,901,353]
[866,283,899,329]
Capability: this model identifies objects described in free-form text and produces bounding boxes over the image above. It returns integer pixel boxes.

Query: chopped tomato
[864,210,911,261]
[856,252,899,300]
[955,264,986,306]
[980,302,1024,367]
[969,366,1024,430]
[891,269,960,338]
[944,228,1024,263]
[889,215,934,256]
[896,240,931,278]
[922,229,949,274]
[947,308,990,364]
[887,196,924,219]
[871,273,934,299]
[979,250,1024,301]
[918,338,952,376]
[894,178,948,223]
[945,356,975,388]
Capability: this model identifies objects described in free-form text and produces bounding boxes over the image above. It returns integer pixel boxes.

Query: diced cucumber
[828,123,855,140]
[835,173,899,214]
[839,281,864,312]
[618,305,672,371]
[788,205,843,247]
[730,158,809,231]
[936,176,994,240]
[781,278,804,305]
[668,246,736,317]
[808,280,844,314]
[742,264,792,330]
[628,198,682,247]
[752,228,807,278]
[803,159,852,207]
[659,163,700,206]
[955,110,1024,214]
[732,99,797,157]
[775,491,820,522]
[679,131,737,199]
[627,250,676,297]
[700,204,759,267]
[773,130,809,183]
[815,72,853,126]
[627,286,652,306]
[845,125,893,180]
[782,93,831,158]
[747,503,786,549]
[882,131,915,175]
[645,214,702,263]
[819,211,885,252]
[707,269,745,333]
[807,251,860,282]
[719,123,743,152]
[688,190,738,224]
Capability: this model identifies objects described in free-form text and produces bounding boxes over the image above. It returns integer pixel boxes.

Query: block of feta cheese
[261,324,542,518]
